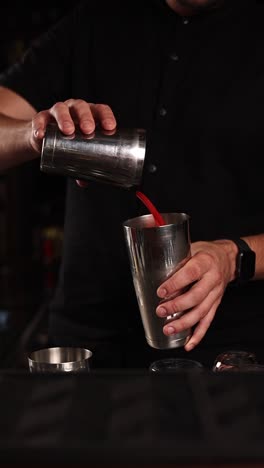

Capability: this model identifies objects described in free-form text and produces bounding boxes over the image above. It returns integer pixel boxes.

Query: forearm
[0,113,38,171]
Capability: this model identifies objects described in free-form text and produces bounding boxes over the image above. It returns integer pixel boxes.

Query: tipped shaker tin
[40,123,146,189]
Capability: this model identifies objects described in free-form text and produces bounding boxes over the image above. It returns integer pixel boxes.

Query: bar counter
[1,369,264,465]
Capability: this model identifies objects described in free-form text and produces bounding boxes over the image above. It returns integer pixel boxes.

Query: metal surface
[123,213,192,350]
[40,123,146,188]
[28,346,93,373]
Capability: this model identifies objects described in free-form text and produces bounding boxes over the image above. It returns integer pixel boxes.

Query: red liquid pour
[136,191,166,226]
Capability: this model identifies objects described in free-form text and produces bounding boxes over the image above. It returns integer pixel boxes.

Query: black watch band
[230,238,256,285]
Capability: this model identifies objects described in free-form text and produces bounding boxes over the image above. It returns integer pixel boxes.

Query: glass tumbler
[149,357,204,373]
[212,350,257,373]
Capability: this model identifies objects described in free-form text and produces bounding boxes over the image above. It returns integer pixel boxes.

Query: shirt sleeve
[0,3,84,111]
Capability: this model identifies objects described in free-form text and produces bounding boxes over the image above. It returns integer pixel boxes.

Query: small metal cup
[123,213,192,350]
[28,346,93,373]
[40,123,146,189]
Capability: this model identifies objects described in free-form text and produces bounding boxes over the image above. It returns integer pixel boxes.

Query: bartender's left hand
[156,240,238,351]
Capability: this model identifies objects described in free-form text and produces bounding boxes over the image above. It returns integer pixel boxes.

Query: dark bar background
[0,5,73,368]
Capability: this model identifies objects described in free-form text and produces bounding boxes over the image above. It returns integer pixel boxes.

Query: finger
[184,305,219,351]
[157,256,204,299]
[90,103,117,130]
[65,99,96,134]
[156,274,217,317]
[162,288,221,337]
[49,101,76,134]
[32,110,53,139]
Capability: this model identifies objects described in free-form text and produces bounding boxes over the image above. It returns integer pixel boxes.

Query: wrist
[214,239,238,283]
[228,238,256,285]
[26,122,41,157]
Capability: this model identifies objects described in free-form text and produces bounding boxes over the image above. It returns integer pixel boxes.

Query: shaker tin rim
[123,212,190,230]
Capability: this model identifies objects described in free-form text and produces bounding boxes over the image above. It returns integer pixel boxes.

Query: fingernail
[158,288,167,298]
[157,307,167,317]
[82,121,94,132]
[103,118,115,128]
[186,342,194,351]
[166,326,175,335]
[63,122,74,131]
[34,129,40,138]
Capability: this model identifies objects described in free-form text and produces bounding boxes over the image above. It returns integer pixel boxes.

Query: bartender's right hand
[32,99,117,186]
[33,99,116,140]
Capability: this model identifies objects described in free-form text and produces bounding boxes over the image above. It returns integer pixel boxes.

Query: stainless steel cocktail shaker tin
[123,213,192,350]
[40,123,146,189]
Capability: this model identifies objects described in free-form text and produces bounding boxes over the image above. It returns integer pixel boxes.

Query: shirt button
[183,18,189,25]
[169,53,179,62]
[147,163,157,174]
[159,107,167,117]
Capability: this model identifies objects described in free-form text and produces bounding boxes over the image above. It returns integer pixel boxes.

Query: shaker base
[146,333,191,350]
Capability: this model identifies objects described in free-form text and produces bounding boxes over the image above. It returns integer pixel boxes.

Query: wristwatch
[230,238,256,285]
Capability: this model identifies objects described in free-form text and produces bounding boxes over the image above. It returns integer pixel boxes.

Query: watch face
[237,250,256,281]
